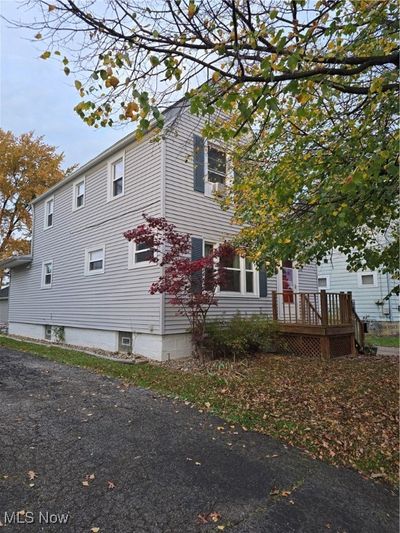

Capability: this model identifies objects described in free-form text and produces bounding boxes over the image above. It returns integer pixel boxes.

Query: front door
[277,260,299,321]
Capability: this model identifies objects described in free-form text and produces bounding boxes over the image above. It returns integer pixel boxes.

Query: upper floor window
[108,153,124,200]
[85,246,105,275]
[73,178,85,210]
[44,197,54,229]
[220,253,257,295]
[207,144,226,184]
[41,261,53,288]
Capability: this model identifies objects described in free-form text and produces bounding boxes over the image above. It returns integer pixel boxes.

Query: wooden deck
[272,290,365,358]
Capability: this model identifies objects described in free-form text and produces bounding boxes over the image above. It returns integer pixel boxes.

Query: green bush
[204,313,278,358]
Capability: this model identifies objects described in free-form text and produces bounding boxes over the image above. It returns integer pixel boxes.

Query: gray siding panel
[9,135,163,333]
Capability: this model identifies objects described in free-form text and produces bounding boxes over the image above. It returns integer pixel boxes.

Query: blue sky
[0,1,130,169]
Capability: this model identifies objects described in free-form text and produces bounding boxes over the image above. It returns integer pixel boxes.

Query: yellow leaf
[188,2,197,18]
[91,528,100,533]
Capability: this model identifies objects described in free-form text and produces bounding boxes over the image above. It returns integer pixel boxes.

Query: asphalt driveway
[0,347,398,533]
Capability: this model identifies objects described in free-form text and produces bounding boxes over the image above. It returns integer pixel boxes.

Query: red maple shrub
[123,214,235,358]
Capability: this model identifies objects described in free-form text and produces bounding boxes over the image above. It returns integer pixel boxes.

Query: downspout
[160,135,166,338]
[386,273,393,322]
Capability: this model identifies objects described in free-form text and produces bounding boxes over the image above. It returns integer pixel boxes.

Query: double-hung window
[44,197,54,229]
[220,252,257,295]
[85,246,105,275]
[73,178,85,210]
[129,241,154,267]
[108,154,124,200]
[207,145,226,184]
[41,261,53,288]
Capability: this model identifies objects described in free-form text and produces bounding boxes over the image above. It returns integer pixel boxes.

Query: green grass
[366,334,399,348]
[0,335,398,486]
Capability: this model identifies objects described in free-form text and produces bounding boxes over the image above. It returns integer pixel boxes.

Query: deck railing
[272,290,354,327]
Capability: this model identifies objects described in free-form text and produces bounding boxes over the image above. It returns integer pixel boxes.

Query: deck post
[320,290,328,326]
[347,291,353,325]
[339,292,346,324]
[272,291,278,321]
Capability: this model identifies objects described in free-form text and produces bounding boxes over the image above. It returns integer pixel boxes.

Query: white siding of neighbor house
[318,251,399,322]
[162,108,318,333]
[9,133,163,334]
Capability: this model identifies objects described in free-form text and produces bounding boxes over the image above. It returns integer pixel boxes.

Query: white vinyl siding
[44,197,54,229]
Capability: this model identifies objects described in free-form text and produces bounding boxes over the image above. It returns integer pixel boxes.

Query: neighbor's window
[110,157,124,198]
[85,246,105,275]
[245,259,254,293]
[318,276,330,290]
[73,179,85,210]
[41,261,53,288]
[207,145,226,184]
[359,273,376,287]
[44,197,54,228]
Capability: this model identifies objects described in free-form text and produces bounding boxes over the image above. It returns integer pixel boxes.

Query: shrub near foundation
[204,313,278,358]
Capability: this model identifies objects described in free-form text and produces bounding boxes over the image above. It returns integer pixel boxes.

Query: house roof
[0,286,9,299]
[0,255,32,270]
[32,97,188,206]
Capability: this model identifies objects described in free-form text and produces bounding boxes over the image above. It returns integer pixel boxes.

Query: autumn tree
[0,130,67,284]
[17,0,399,277]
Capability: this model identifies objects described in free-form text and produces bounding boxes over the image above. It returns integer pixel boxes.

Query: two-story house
[2,102,318,360]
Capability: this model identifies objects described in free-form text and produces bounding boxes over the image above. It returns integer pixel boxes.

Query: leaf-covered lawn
[366,334,399,348]
[0,336,398,486]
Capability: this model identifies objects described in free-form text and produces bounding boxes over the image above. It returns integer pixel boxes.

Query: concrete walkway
[0,348,398,532]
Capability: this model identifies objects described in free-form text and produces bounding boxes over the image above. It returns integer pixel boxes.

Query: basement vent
[44,325,52,341]
[118,332,132,353]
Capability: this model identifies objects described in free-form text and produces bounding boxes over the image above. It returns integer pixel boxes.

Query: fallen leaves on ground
[197,511,221,524]
[187,355,399,485]
[27,470,37,481]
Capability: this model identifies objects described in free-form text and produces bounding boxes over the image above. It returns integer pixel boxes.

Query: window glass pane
[47,199,54,214]
[135,249,153,263]
[246,271,254,293]
[245,259,252,270]
[77,194,84,207]
[204,243,214,256]
[136,242,149,251]
[361,274,374,285]
[112,159,124,180]
[220,270,241,292]
[220,253,240,269]
[318,277,327,288]
[113,177,123,196]
[89,249,103,262]
[47,213,53,226]
[89,260,103,271]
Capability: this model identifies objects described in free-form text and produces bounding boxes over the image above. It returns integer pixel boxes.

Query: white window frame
[41,260,53,289]
[44,196,54,229]
[318,275,330,290]
[203,241,259,297]
[72,177,85,211]
[107,151,125,201]
[84,245,105,276]
[358,271,378,288]
[205,142,227,184]
[128,241,155,269]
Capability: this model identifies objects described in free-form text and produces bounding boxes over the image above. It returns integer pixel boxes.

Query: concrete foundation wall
[8,322,191,361]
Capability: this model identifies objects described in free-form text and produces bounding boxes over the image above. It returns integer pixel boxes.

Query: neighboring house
[0,286,9,323]
[2,103,318,360]
[318,251,399,325]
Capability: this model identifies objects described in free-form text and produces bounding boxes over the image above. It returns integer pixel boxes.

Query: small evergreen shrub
[204,313,278,358]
